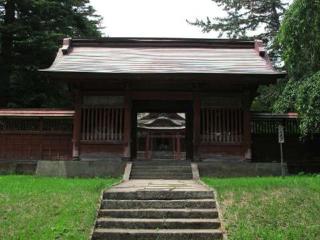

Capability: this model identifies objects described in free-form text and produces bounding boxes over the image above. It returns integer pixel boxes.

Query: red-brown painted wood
[72,90,82,160]
[193,94,201,161]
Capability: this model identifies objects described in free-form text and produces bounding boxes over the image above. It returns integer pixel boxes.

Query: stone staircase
[92,180,224,240]
[130,160,193,180]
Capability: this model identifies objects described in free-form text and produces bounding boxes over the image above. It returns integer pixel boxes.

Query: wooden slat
[80,106,124,142]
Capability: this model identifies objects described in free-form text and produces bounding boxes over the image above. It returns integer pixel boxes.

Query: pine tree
[0,0,102,107]
[189,0,288,61]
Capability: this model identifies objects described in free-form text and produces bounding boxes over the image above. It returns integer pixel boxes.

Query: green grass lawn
[0,175,118,240]
[203,176,320,240]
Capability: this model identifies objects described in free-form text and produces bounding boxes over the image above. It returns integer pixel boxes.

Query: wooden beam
[243,91,252,160]
[123,91,132,160]
[193,93,201,161]
[72,89,82,160]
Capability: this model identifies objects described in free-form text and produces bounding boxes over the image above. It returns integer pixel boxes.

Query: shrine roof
[41,37,285,76]
[138,113,185,130]
[0,109,75,117]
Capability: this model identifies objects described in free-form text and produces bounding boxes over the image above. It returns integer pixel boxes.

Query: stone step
[130,175,193,180]
[133,161,191,165]
[98,208,219,219]
[132,164,191,167]
[130,172,193,176]
[130,173,193,177]
[101,199,216,209]
[131,170,192,174]
[95,218,221,229]
[104,190,214,200]
[92,228,223,240]
[130,173,192,177]
[130,171,192,175]
[131,166,192,170]
[132,166,191,169]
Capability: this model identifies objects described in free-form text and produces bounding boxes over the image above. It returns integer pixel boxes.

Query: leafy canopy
[0,0,102,107]
[275,0,320,135]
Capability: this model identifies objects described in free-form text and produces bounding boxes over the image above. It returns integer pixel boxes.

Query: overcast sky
[90,0,225,38]
[90,0,292,38]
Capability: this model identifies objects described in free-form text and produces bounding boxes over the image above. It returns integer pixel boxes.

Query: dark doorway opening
[131,100,193,161]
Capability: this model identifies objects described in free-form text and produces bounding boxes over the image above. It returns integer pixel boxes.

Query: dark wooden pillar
[193,94,201,161]
[176,134,181,160]
[243,91,252,160]
[72,89,82,160]
[145,131,150,160]
[123,92,131,160]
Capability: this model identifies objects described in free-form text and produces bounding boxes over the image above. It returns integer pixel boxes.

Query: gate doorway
[131,100,193,161]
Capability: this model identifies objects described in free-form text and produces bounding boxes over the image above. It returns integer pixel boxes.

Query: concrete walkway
[92,180,224,240]
[108,180,210,192]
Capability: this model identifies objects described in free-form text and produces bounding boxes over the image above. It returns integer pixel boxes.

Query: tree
[189,0,288,52]
[189,0,289,112]
[0,0,102,107]
[274,0,320,135]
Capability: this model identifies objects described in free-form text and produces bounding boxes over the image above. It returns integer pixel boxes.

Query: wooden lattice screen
[251,117,300,136]
[0,117,73,133]
[200,108,243,143]
[81,107,124,142]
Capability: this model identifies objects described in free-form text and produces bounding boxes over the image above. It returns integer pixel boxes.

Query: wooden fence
[251,112,320,172]
[0,110,73,161]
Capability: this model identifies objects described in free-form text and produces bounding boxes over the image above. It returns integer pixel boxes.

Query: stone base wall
[198,161,286,177]
[0,161,37,175]
[36,159,125,178]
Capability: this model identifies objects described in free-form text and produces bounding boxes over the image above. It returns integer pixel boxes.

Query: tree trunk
[0,0,15,106]
[270,2,281,33]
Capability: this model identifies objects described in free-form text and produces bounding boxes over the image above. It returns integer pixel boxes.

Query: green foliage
[275,0,320,135]
[0,175,118,239]
[203,176,320,240]
[189,0,287,50]
[0,0,102,107]
[277,0,320,80]
[188,0,289,112]
[296,72,320,135]
[251,82,286,111]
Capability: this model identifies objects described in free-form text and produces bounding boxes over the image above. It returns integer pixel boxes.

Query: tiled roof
[42,38,284,76]
[0,109,75,117]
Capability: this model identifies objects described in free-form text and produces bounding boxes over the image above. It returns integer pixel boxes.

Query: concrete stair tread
[130,161,193,180]
[131,172,192,173]
[131,170,192,171]
[92,229,223,240]
[131,173,193,175]
[94,228,223,233]
[131,175,192,177]
[103,199,215,203]
[102,199,216,209]
[103,191,214,200]
[99,208,218,212]
[97,217,220,222]
[92,180,223,240]
[98,208,219,218]
[131,177,193,180]
[96,217,221,229]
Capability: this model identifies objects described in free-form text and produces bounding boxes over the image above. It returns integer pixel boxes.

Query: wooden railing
[81,107,124,142]
[251,112,300,136]
[200,107,243,144]
[0,117,73,133]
